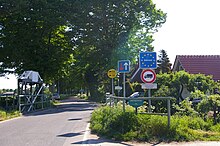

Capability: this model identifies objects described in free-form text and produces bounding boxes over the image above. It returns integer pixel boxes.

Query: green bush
[0,110,7,121]
[90,105,138,140]
[90,106,220,142]
[210,124,220,132]
[0,109,20,121]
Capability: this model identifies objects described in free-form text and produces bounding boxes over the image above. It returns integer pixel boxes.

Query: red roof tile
[175,55,220,81]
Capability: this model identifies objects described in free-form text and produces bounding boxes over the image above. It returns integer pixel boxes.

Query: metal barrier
[0,93,16,111]
[106,95,173,127]
[18,94,51,113]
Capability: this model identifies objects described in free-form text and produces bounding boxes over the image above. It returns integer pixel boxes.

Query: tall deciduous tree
[0,0,166,100]
[0,0,75,83]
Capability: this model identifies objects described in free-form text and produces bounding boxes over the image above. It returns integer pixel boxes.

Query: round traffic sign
[107,69,117,78]
[141,69,156,83]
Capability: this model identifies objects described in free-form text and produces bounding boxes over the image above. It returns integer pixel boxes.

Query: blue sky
[1,0,220,89]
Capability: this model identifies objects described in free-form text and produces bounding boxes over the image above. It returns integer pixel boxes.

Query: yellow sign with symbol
[107,69,117,78]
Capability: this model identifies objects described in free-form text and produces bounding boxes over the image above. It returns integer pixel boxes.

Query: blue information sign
[118,60,130,73]
[139,52,157,69]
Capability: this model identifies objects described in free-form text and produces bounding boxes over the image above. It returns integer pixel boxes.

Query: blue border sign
[139,52,157,69]
[118,60,130,73]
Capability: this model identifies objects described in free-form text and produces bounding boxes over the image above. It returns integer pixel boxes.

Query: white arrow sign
[124,62,128,70]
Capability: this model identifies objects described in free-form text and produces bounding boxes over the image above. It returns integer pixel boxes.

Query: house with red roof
[172,55,220,81]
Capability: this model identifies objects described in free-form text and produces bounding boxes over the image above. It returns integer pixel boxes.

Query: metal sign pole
[148,89,152,113]
[123,73,126,112]
[112,78,114,95]
[117,78,119,106]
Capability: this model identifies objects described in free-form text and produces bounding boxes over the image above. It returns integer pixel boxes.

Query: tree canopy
[0,0,166,99]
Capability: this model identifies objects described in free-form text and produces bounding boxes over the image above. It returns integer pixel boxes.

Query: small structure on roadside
[17,71,49,113]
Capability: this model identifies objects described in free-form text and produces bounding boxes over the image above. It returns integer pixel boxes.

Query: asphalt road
[1,97,220,146]
[0,97,96,146]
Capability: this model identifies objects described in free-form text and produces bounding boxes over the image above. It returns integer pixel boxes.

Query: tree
[68,0,166,99]
[0,0,166,100]
[157,49,172,73]
[0,0,75,83]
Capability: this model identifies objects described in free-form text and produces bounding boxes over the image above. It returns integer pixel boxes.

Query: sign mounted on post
[141,83,157,89]
[115,86,122,90]
[107,69,117,78]
[118,60,130,73]
[139,52,157,69]
[141,69,156,83]
[128,99,144,108]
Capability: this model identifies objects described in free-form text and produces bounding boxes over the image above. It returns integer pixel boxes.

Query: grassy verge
[90,106,220,142]
[0,109,21,121]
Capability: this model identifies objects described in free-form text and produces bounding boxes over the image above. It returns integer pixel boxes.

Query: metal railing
[106,94,173,127]
[18,94,51,113]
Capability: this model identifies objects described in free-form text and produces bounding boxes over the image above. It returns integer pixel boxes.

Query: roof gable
[172,55,220,81]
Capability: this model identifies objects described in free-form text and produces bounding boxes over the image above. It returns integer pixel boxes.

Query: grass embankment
[90,106,220,142]
[0,109,20,121]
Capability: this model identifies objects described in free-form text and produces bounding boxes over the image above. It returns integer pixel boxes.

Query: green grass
[90,106,220,142]
[0,109,20,121]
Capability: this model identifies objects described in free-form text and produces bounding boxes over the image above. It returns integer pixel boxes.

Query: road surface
[0,97,96,146]
[1,97,220,146]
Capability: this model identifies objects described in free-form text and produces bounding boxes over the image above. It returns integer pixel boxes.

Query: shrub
[90,106,220,142]
[0,110,7,121]
[90,106,138,140]
[0,109,20,121]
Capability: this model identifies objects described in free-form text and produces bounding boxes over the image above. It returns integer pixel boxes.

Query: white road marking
[82,123,90,145]
[0,116,21,123]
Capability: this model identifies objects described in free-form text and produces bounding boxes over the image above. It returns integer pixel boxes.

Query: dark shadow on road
[68,118,82,121]
[148,141,162,146]
[23,97,98,117]
[72,138,134,146]
[57,132,84,138]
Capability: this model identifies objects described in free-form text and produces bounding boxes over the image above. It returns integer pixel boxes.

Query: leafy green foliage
[90,106,220,142]
[198,94,220,124]
[174,98,199,117]
[0,0,166,100]
[90,106,138,140]
[0,109,20,121]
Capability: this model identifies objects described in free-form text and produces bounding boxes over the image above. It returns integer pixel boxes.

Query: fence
[106,94,173,127]
[18,94,51,113]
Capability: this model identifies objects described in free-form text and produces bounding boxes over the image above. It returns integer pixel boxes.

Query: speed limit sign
[141,69,156,83]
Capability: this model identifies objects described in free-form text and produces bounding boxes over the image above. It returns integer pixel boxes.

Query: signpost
[129,99,144,114]
[139,52,157,69]
[141,83,157,89]
[107,69,117,79]
[118,60,130,73]
[107,69,117,96]
[140,69,156,83]
[118,60,130,112]
[115,86,122,90]
[129,100,144,108]
[139,52,157,113]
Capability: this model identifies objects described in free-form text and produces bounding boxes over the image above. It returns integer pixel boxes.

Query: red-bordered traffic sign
[141,69,156,83]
